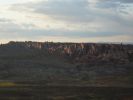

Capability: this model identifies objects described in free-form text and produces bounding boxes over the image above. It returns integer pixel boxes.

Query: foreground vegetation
[0,81,133,100]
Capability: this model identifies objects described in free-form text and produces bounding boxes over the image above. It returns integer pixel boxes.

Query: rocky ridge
[1,41,133,64]
[0,41,133,85]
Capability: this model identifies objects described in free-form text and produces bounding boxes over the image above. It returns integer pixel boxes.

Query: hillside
[0,41,133,87]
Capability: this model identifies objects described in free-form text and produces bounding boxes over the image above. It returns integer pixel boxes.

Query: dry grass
[0,82,17,87]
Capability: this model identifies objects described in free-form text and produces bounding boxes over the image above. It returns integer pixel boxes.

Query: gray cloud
[96,1,120,9]
[0,20,132,39]
[113,0,133,3]
[97,0,133,3]
[96,0,133,10]
[11,0,133,23]
[1,0,132,42]
[11,0,96,23]
[0,18,11,23]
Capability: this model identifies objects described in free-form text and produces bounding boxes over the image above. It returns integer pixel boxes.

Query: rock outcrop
[1,41,133,64]
[0,41,133,84]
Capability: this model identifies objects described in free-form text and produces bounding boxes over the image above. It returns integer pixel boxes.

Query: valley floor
[0,81,133,100]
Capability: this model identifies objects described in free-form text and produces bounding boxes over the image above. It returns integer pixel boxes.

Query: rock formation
[1,41,133,64]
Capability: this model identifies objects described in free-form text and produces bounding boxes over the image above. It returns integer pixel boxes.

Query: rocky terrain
[0,41,133,86]
[2,41,133,63]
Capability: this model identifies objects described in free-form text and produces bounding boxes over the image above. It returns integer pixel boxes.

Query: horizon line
[1,41,133,45]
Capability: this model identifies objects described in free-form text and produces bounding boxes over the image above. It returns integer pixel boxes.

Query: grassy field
[0,81,133,100]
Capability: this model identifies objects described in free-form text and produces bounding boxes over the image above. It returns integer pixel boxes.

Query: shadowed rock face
[0,42,133,63]
[1,41,133,64]
[0,41,133,85]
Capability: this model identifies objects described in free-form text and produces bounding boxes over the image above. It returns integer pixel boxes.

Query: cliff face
[0,41,133,85]
[61,43,133,64]
[1,41,133,64]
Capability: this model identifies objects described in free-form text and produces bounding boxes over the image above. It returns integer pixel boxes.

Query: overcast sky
[0,0,133,43]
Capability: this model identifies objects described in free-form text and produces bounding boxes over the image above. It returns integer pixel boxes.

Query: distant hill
[0,41,133,87]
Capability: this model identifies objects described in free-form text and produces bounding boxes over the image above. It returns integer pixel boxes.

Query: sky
[0,0,133,43]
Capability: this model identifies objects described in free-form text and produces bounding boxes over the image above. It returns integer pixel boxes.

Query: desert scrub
[0,82,16,87]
